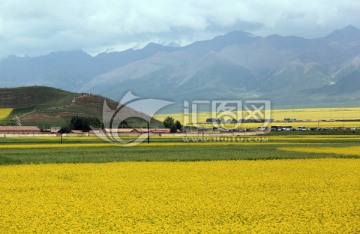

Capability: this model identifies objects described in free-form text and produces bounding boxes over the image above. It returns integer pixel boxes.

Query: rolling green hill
[0,86,163,128]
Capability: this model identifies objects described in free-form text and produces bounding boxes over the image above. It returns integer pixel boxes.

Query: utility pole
[147,121,150,144]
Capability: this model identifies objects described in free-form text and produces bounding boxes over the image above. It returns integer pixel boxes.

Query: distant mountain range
[1,25,360,111]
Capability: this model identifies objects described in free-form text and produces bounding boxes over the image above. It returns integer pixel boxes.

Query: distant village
[0,117,357,136]
[0,97,358,136]
[0,126,173,136]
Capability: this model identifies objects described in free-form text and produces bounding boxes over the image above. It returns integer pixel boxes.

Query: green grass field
[0,134,358,165]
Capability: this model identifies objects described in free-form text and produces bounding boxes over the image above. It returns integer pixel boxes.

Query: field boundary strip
[278,146,360,156]
[0,142,312,149]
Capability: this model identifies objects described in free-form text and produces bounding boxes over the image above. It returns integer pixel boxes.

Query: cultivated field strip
[155,107,360,122]
[0,159,358,233]
[278,146,360,156]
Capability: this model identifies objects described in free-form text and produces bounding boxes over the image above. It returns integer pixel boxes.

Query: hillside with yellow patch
[0,108,13,120]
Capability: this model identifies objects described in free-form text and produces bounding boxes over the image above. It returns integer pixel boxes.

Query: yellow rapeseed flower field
[0,108,13,119]
[268,135,360,141]
[0,159,359,233]
[278,146,360,156]
[182,121,360,129]
[155,107,360,122]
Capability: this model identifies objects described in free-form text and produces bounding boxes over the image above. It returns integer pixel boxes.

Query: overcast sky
[1,0,359,57]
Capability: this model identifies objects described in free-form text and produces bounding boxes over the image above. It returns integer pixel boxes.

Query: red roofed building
[0,126,41,134]
[150,128,171,134]
[104,128,141,133]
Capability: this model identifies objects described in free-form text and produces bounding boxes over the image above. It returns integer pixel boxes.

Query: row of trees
[163,116,182,133]
[60,116,182,133]
[59,116,101,133]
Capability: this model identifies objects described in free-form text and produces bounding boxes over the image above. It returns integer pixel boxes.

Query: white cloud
[0,0,359,57]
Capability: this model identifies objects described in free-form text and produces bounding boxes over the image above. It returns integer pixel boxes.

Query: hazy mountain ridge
[1,25,359,109]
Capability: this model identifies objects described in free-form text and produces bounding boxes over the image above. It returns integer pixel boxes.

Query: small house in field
[134,128,149,134]
[51,127,61,133]
[104,128,138,133]
[257,126,268,131]
[0,126,41,134]
[89,129,104,135]
[105,128,143,134]
[150,128,171,134]
[117,128,136,133]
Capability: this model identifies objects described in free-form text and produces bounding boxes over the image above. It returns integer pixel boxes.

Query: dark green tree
[175,120,182,131]
[59,126,71,134]
[70,116,100,132]
[163,116,182,133]
[70,116,86,130]
[169,125,177,133]
[163,116,175,128]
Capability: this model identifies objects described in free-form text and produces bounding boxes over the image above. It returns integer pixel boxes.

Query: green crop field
[0,134,358,165]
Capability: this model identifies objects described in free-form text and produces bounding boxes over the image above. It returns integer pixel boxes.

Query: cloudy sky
[0,0,359,57]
